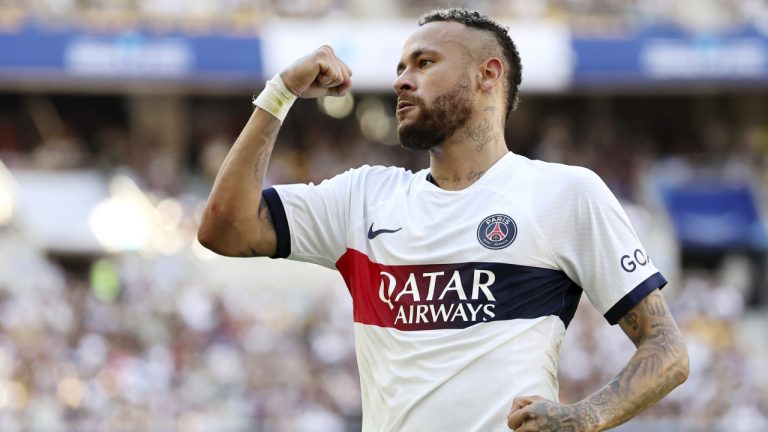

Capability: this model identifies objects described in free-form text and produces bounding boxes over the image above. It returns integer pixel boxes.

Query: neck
[428,108,508,191]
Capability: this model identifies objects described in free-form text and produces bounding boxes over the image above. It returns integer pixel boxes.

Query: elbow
[197,204,260,257]
[196,223,219,253]
[197,224,240,257]
[197,206,234,256]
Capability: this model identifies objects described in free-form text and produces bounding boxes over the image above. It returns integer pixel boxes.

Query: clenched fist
[280,45,353,98]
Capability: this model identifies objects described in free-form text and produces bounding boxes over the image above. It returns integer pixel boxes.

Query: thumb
[326,79,352,97]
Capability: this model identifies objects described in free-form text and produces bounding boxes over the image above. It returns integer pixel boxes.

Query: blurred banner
[572,25,768,87]
[5,22,768,91]
[0,25,263,87]
[0,20,572,92]
[661,180,768,252]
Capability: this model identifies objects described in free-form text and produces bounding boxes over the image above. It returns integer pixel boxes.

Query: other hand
[507,395,598,432]
[280,45,353,98]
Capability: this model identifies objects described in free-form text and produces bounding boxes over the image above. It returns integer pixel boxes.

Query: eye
[418,59,433,68]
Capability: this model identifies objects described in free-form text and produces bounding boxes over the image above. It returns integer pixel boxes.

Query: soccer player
[198,8,689,432]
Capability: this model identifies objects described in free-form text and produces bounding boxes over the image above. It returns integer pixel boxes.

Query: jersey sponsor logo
[378,268,498,326]
[367,222,403,240]
[335,249,583,331]
[620,249,650,272]
[477,214,517,250]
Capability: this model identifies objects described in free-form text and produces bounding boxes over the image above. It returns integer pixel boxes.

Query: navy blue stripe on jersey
[262,187,291,259]
[604,272,667,325]
[475,262,584,328]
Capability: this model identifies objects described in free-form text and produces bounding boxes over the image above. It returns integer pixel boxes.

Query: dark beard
[397,80,474,151]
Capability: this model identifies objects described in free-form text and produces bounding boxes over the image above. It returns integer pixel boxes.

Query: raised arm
[197,46,352,257]
[507,289,689,431]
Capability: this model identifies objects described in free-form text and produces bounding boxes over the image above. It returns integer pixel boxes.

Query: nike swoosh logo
[367,223,402,240]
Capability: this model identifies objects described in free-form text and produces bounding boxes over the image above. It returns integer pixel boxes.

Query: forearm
[576,303,690,430]
[198,108,281,253]
[207,108,280,216]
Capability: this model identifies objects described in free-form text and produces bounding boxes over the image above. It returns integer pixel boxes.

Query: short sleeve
[539,168,667,325]
[262,169,354,269]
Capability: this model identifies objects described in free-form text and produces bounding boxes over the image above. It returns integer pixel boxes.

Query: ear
[477,57,504,93]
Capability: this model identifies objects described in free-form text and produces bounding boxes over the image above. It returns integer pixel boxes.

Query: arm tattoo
[252,159,262,180]
[583,291,689,429]
[252,149,268,180]
[258,198,273,226]
[251,118,280,180]
[239,198,275,258]
[239,248,260,258]
[623,311,640,332]
[644,294,666,316]
[521,400,600,432]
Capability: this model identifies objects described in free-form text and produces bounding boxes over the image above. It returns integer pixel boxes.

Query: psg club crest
[477,214,517,250]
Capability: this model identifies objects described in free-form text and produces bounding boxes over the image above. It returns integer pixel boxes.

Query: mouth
[396,100,415,115]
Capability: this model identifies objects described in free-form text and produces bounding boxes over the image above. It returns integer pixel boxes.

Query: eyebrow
[396,48,439,75]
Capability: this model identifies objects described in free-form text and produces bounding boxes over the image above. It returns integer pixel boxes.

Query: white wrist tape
[252,74,298,122]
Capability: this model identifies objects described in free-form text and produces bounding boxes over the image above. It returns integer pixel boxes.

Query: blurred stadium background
[0,0,767,431]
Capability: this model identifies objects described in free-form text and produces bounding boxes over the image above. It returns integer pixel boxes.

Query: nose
[392,69,415,95]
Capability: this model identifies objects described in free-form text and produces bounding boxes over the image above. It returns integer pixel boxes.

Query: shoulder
[317,164,408,185]
[345,164,416,188]
[353,164,414,178]
[520,156,606,197]
[286,165,414,198]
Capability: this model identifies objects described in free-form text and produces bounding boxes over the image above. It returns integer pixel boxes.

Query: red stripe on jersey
[335,249,501,331]
[336,248,394,328]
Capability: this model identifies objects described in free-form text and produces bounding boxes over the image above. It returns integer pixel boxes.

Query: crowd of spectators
[0,216,766,431]
[0,225,363,431]
[1,0,768,33]
[1,90,768,430]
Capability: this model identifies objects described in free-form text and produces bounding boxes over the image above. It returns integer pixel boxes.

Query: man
[198,8,689,432]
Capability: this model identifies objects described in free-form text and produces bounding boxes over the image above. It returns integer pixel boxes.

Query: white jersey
[262,152,665,432]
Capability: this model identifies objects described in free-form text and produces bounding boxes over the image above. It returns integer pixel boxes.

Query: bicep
[618,289,683,349]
